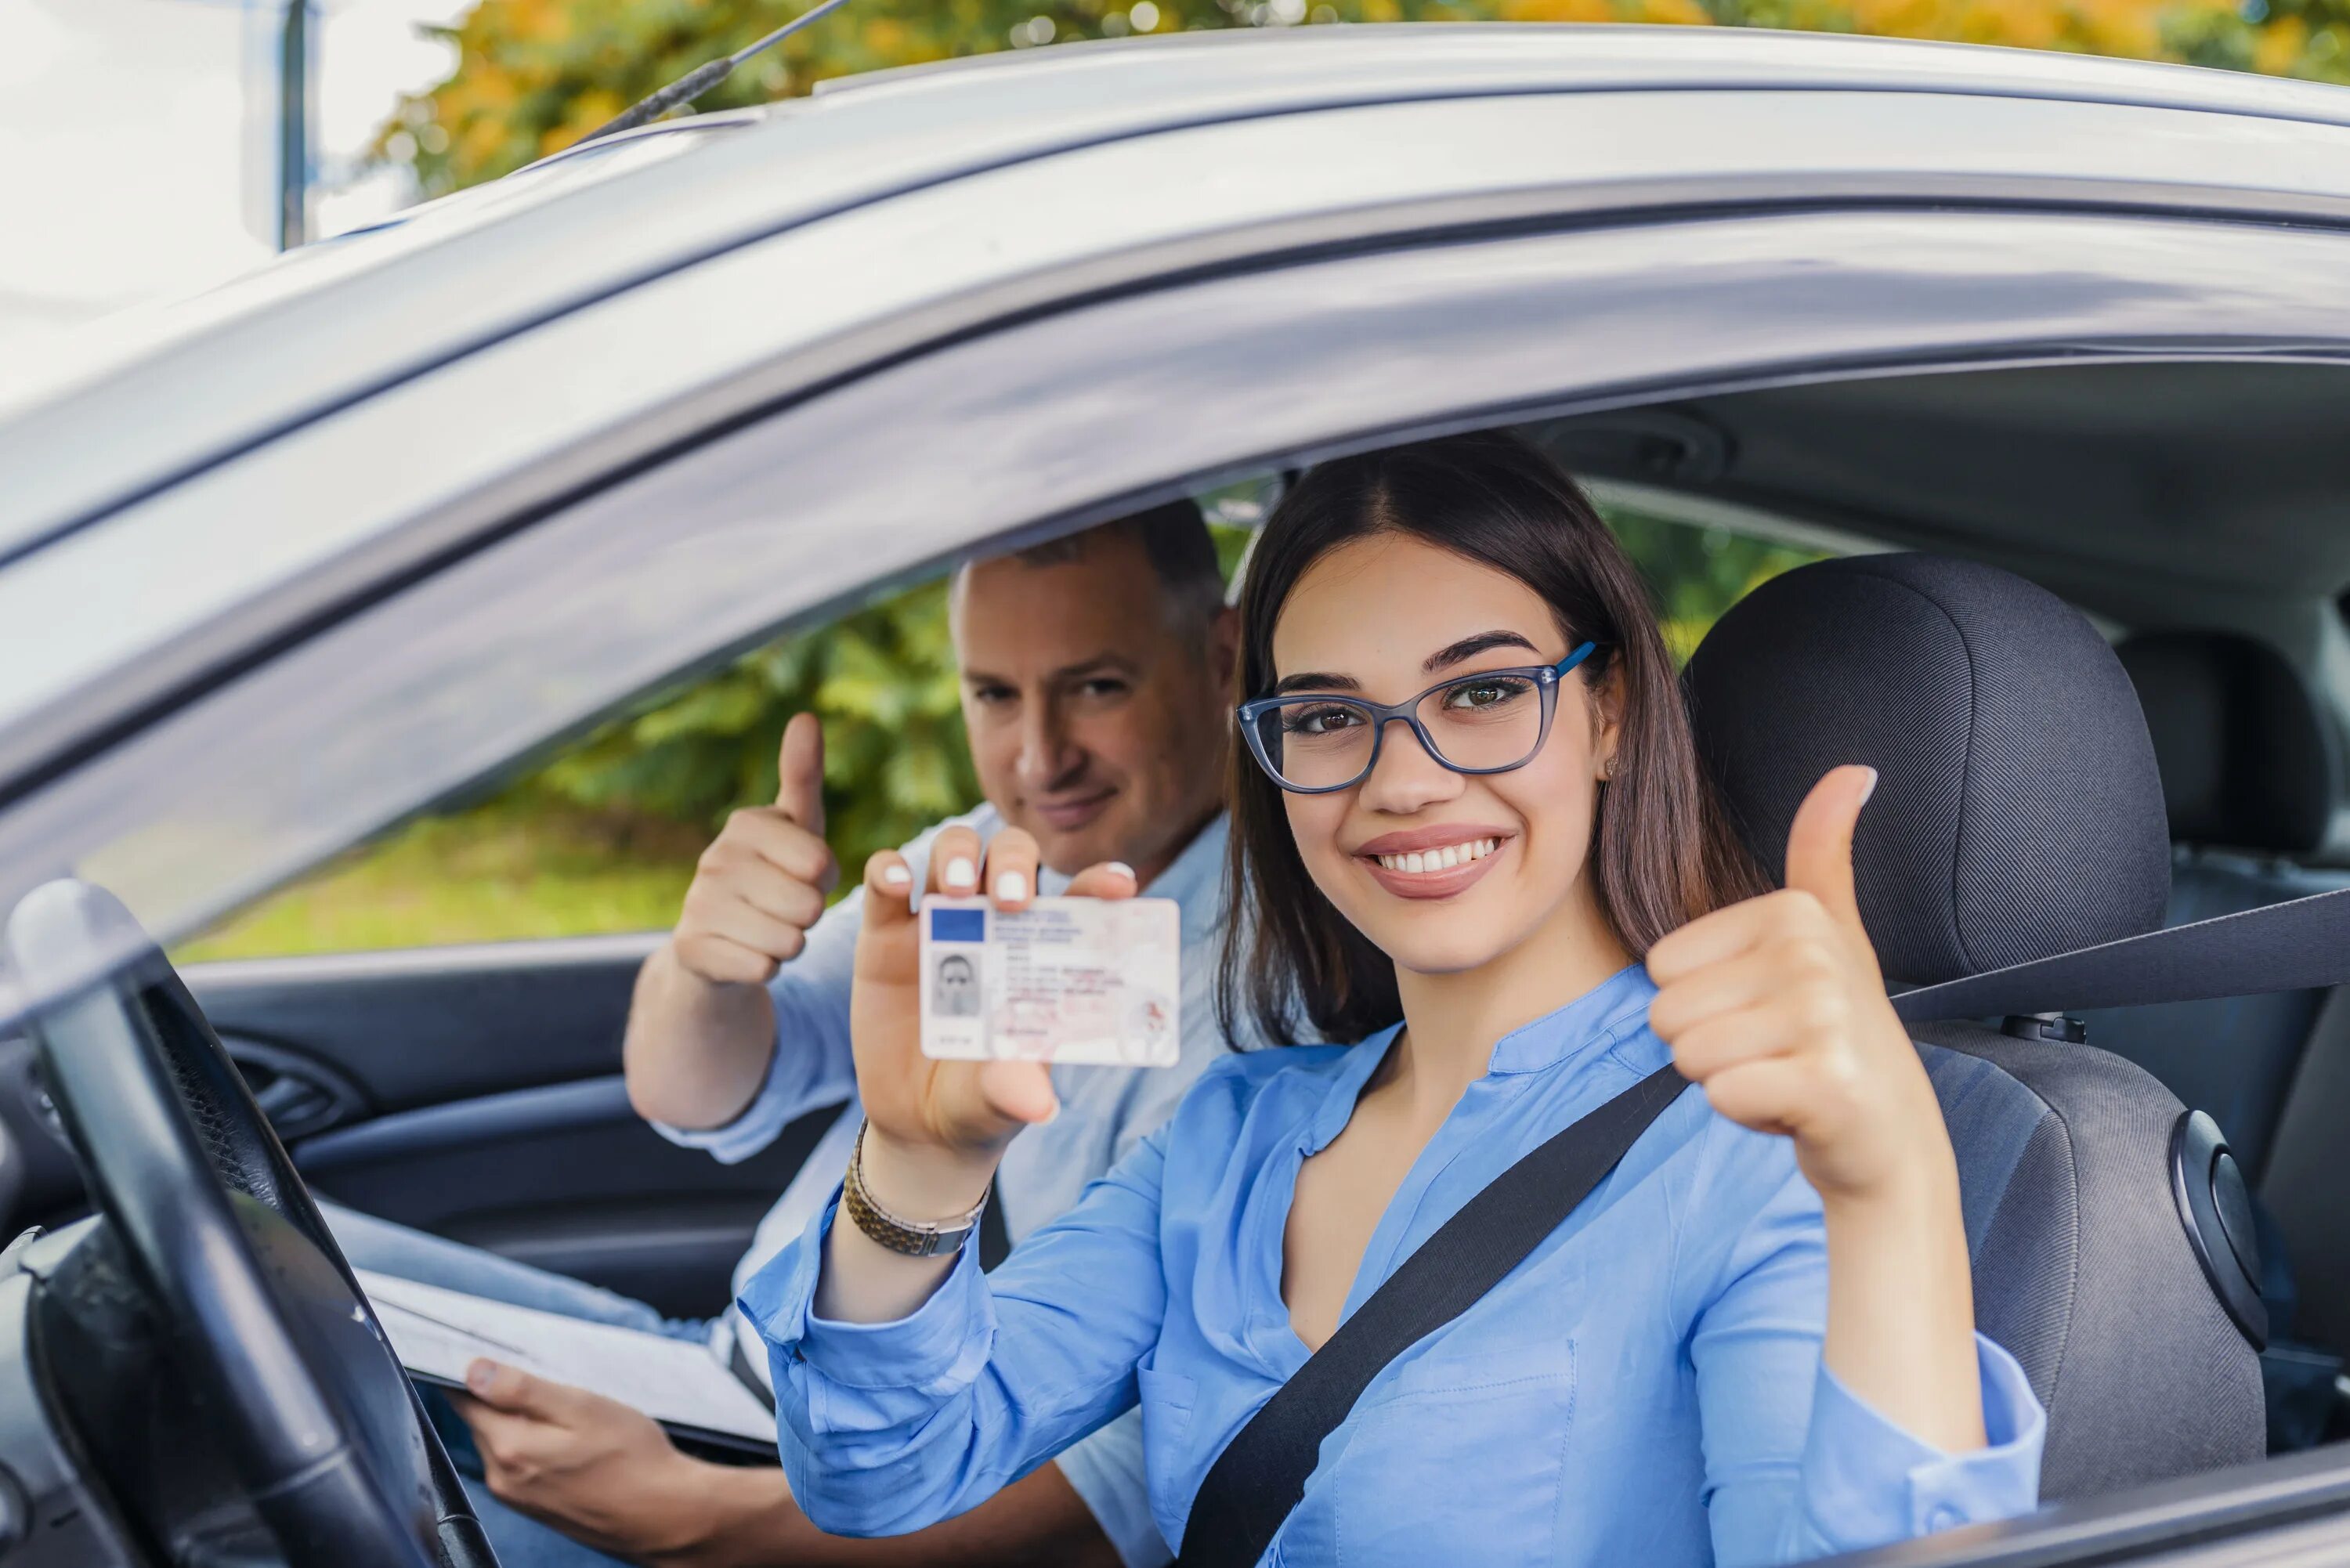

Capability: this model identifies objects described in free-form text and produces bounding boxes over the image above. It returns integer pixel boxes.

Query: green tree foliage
[1606,509,1818,661]
[523,580,980,869]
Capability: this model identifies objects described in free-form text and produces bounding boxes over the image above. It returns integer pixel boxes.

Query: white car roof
[9,24,2350,559]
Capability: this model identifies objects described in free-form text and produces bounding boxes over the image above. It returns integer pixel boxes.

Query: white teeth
[1374,839,1502,873]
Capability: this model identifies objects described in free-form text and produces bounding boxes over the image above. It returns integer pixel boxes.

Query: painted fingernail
[466,1360,497,1395]
[1105,862,1136,883]
[996,870,1028,902]
[1856,766,1879,805]
[945,855,976,890]
[881,864,911,888]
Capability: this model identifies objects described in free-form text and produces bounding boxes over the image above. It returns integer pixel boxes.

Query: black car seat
[2078,630,2350,1440]
[2084,631,2349,1180]
[1686,553,2265,1500]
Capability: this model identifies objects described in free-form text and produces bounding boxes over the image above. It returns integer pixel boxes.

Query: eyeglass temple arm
[1553,641,1599,677]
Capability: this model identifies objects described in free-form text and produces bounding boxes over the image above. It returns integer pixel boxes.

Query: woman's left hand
[1645,764,1947,1205]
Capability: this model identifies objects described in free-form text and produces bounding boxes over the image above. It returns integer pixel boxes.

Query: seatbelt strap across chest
[1173,1061,1687,1568]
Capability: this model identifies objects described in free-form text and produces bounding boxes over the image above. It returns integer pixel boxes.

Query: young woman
[740,433,2044,1567]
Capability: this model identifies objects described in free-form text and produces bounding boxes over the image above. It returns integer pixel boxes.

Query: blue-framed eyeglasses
[1236,642,1600,795]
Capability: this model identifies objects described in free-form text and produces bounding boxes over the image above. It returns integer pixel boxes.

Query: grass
[175,801,708,963]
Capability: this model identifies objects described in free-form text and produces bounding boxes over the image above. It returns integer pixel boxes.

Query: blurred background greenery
[179,0,2298,957]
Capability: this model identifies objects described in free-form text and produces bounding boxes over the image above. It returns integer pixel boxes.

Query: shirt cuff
[1054,1409,1173,1568]
[1799,1332,2046,1553]
[650,1057,800,1166]
[736,1191,997,1399]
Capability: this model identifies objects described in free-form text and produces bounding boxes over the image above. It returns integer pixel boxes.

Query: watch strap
[842,1122,989,1258]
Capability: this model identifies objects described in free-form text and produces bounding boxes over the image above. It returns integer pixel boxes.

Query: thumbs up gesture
[1647,765,1948,1201]
[669,714,842,987]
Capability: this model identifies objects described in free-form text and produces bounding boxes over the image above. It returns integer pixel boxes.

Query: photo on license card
[919,896,1181,1066]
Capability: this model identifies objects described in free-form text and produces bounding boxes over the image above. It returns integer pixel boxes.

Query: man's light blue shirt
[741,964,2045,1568]
[655,804,1238,1568]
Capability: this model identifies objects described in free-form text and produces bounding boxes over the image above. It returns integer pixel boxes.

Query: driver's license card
[917,895,1181,1067]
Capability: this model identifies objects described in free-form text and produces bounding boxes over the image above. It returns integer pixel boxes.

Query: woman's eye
[1445,677,1535,710]
[1282,704,1361,735]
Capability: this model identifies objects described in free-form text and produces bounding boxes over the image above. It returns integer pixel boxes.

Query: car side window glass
[174,493,1822,962]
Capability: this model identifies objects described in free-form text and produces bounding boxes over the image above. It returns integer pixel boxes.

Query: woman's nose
[1357,717,1464,814]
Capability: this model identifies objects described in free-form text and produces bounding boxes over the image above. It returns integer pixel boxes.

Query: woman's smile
[1354,825,1513,899]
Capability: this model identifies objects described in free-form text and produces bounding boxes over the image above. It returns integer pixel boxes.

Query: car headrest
[1686,553,2169,986]
[2116,630,2336,856]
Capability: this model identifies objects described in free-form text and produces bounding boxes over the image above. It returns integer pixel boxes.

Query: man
[331,500,1243,1568]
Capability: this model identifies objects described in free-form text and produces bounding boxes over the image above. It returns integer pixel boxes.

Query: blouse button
[1926,1504,1964,1533]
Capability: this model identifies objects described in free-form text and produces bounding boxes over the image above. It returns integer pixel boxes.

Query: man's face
[953,530,1235,880]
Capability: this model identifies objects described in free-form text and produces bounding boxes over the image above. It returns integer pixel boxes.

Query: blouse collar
[1301,963,1658,1154]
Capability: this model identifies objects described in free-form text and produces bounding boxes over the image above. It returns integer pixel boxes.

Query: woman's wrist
[1815,1140,1960,1224]
[857,1124,998,1224]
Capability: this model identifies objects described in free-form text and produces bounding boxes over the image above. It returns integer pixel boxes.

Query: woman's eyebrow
[1270,670,1361,695]
[1424,630,1542,673]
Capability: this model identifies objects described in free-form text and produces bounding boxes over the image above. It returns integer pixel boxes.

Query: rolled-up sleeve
[739,1129,1173,1538]
[1690,1127,2044,1567]
[1795,1335,2044,1553]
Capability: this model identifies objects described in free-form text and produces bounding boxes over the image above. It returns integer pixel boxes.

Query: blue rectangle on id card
[929,907,986,943]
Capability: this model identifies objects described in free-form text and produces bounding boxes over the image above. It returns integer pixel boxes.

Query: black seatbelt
[1173,1062,1687,1568]
[1891,885,2350,1022]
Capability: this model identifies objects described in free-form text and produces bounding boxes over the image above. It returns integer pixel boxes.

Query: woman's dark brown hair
[1219,432,1767,1047]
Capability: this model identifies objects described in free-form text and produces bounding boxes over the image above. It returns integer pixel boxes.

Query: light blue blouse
[741,965,2045,1567]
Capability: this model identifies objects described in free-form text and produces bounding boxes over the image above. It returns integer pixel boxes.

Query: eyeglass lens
[1254,670,1548,789]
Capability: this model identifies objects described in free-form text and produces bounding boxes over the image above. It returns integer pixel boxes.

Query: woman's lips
[1355,834,1510,901]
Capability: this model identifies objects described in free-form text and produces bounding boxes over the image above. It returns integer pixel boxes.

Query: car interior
[3,353,2349,1563]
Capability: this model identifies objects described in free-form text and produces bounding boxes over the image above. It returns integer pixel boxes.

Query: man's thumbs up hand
[667,714,842,988]
[776,710,828,833]
[1647,765,1946,1203]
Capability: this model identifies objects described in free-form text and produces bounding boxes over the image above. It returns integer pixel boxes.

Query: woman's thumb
[1783,764,1876,934]
[977,1060,1059,1126]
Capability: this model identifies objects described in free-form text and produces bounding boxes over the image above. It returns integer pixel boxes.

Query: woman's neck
[1383,882,1636,1121]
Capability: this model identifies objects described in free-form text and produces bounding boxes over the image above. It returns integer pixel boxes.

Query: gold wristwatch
[842,1122,989,1258]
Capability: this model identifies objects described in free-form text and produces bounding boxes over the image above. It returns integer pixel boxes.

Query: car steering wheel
[6,880,496,1568]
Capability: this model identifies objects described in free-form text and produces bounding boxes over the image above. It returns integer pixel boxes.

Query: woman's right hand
[848,823,1139,1215]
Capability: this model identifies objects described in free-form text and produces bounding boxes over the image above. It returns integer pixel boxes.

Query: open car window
[172,475,1827,963]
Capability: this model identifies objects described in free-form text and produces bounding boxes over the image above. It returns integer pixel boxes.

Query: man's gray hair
[992,499,1225,628]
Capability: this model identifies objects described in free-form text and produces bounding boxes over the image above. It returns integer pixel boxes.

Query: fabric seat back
[1686,554,2264,1499]
[2085,630,2348,1179]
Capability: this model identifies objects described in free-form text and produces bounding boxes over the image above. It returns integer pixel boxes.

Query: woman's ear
[1592,658,1629,780]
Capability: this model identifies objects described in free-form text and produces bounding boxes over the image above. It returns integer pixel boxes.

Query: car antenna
[577,0,858,145]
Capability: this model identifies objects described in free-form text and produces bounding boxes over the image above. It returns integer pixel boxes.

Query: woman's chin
[1374,926,1519,979]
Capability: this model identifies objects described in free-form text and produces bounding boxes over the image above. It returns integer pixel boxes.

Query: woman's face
[1270,533,1620,977]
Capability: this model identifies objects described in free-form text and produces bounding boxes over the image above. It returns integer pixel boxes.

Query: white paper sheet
[357,1268,776,1451]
